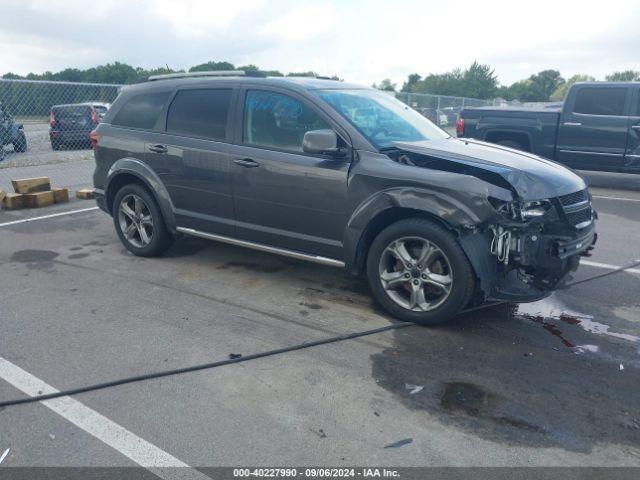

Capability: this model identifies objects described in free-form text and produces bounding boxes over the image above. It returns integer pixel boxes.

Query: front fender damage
[383,147,597,305]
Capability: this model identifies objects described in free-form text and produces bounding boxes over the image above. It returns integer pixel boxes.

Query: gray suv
[92,71,597,324]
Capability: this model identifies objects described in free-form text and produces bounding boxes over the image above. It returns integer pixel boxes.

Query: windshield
[316,89,449,149]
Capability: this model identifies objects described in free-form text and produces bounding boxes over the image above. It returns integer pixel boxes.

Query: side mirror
[303,129,340,155]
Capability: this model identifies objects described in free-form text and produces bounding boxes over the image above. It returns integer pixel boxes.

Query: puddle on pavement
[516,297,640,349]
[10,249,59,271]
[11,249,58,263]
[370,301,640,452]
[441,382,493,415]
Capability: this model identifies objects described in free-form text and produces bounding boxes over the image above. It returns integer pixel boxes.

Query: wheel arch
[105,158,177,231]
[344,188,482,274]
[484,129,533,152]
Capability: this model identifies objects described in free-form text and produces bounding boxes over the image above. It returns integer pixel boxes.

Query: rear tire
[366,218,475,325]
[13,131,27,152]
[112,184,173,257]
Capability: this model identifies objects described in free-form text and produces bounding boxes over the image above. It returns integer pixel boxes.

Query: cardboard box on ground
[0,177,87,210]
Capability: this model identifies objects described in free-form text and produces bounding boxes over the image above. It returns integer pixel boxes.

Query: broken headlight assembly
[488,197,553,222]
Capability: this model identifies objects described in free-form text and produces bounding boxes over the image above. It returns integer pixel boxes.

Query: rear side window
[166,89,232,140]
[112,91,171,129]
[53,106,91,118]
[573,87,627,116]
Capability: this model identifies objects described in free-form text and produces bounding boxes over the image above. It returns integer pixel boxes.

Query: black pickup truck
[457,82,640,173]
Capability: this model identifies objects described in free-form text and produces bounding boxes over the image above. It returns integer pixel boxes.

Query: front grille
[559,189,588,207]
[565,207,593,228]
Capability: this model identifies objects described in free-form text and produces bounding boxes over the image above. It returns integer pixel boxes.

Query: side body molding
[104,158,177,231]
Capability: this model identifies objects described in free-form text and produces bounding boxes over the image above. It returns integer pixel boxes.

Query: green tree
[550,74,595,101]
[461,61,498,99]
[374,78,396,91]
[525,70,565,102]
[189,61,235,72]
[401,73,421,92]
[400,62,497,99]
[286,71,318,77]
[606,70,639,81]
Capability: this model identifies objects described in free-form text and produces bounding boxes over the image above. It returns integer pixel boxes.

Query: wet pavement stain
[525,315,575,348]
[299,302,322,310]
[441,382,493,416]
[10,250,59,272]
[370,301,640,452]
[11,250,59,263]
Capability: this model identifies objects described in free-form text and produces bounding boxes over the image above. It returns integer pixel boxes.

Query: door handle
[234,158,260,168]
[563,122,582,126]
[148,144,168,154]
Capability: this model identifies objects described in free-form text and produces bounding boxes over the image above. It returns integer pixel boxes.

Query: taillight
[90,130,100,150]
[91,108,99,124]
[49,111,55,127]
[455,118,465,136]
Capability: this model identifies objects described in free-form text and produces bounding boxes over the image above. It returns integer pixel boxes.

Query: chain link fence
[395,92,509,134]
[0,77,510,194]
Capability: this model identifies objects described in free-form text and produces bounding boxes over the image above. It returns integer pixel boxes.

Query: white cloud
[0,0,638,88]
[260,3,337,40]
[151,0,266,37]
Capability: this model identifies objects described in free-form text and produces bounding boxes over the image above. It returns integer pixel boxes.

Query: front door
[229,88,351,259]
[146,87,237,235]
[556,85,630,170]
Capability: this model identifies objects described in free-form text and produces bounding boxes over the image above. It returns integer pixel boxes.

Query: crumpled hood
[393,137,586,200]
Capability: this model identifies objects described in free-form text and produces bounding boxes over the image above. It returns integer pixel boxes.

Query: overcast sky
[1,0,639,87]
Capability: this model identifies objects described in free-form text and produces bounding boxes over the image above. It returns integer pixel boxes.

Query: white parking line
[580,259,640,275]
[0,207,99,227]
[0,358,210,479]
[592,195,640,203]
[0,448,9,465]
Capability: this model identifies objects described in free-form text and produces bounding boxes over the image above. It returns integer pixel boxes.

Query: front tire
[366,218,475,325]
[112,184,173,257]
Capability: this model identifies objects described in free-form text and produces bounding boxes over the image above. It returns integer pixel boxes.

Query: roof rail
[148,70,247,81]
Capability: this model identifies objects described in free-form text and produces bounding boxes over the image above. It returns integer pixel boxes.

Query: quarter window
[573,87,627,116]
[112,91,171,129]
[166,89,232,140]
[243,90,330,152]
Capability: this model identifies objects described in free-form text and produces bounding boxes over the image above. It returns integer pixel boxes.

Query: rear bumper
[94,188,109,213]
[50,130,92,144]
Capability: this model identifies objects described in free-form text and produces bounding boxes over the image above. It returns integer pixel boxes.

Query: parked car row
[1,100,113,159]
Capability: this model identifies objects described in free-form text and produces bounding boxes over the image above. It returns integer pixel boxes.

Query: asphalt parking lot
[0,167,639,475]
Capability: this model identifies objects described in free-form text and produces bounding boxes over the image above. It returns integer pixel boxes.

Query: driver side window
[243,90,330,153]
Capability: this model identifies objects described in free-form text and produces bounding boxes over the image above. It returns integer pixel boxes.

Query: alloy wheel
[118,194,154,248]
[378,236,453,312]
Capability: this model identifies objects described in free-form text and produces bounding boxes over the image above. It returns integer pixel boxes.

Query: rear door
[556,85,631,170]
[625,86,640,169]
[145,87,237,236]
[228,87,351,259]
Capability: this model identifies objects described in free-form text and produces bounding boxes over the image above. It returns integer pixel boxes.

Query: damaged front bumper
[459,214,597,305]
